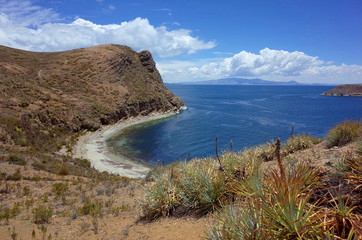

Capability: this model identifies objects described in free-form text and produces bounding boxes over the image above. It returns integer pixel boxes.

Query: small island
[322,84,362,96]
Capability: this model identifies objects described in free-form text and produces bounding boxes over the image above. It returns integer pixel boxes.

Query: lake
[106,85,362,165]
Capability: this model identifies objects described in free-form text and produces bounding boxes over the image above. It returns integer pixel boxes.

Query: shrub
[57,165,69,175]
[52,183,68,198]
[8,155,26,166]
[355,141,362,156]
[32,206,52,224]
[6,169,22,181]
[282,134,323,155]
[141,153,262,220]
[141,172,180,220]
[209,163,322,239]
[327,121,362,148]
[177,160,226,215]
[19,101,29,107]
[22,186,31,196]
[78,201,103,217]
[75,158,91,168]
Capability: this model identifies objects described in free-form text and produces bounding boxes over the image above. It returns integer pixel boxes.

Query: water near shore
[72,111,182,178]
[107,85,362,166]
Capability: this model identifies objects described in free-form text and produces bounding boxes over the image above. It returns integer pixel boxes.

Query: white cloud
[159,49,362,84]
[0,1,215,57]
[108,4,116,10]
[0,0,60,27]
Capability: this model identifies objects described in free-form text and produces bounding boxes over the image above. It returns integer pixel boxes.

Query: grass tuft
[326,121,362,148]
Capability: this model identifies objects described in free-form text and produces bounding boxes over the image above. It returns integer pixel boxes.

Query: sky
[0,0,361,84]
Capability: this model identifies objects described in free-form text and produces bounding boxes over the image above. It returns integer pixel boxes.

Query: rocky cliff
[322,84,362,96]
[0,44,183,151]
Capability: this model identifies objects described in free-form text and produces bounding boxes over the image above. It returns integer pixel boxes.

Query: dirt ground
[0,141,359,240]
[0,161,211,240]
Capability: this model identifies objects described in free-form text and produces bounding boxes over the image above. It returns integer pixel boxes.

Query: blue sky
[0,0,361,84]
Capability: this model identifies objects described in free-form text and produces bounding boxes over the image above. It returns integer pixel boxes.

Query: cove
[106,85,362,166]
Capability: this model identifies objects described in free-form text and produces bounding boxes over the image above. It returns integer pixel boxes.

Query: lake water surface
[107,85,362,165]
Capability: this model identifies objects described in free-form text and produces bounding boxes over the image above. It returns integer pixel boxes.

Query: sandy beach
[73,108,186,178]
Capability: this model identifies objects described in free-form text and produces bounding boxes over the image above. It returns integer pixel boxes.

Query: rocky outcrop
[0,44,184,150]
[322,84,362,96]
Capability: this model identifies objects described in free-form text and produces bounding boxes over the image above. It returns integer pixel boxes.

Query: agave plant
[208,201,269,240]
[178,158,226,214]
[141,171,180,220]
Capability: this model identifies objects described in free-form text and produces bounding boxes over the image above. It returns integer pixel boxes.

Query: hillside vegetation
[141,121,362,239]
[0,44,183,153]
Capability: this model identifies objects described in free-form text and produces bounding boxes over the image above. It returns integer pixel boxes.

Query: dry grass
[141,125,362,239]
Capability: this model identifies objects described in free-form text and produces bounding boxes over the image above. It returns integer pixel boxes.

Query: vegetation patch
[327,121,362,147]
[141,125,362,239]
[32,205,53,224]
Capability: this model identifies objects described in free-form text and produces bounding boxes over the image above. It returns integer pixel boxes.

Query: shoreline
[72,108,186,178]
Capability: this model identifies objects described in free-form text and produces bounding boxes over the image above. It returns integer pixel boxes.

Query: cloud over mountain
[158,49,362,84]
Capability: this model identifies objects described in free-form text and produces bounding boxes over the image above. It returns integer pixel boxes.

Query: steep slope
[0,44,183,151]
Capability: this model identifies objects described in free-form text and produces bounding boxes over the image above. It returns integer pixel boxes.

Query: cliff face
[0,44,183,151]
[322,84,362,96]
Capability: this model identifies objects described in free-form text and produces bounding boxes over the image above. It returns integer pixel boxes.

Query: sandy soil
[0,160,210,240]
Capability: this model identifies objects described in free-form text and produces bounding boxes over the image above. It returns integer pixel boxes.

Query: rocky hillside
[322,84,362,96]
[0,44,183,151]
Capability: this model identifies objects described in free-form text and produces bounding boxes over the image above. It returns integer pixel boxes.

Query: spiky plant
[282,134,323,156]
[323,195,362,239]
[326,121,362,148]
[209,161,324,240]
[141,171,180,220]
[178,158,226,214]
[208,201,268,240]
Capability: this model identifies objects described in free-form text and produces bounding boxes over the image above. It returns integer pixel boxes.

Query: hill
[0,44,183,151]
[322,84,362,96]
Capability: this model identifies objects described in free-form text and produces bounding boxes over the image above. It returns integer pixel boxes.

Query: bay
[106,85,362,165]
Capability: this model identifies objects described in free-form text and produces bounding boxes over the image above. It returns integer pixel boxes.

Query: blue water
[107,85,362,165]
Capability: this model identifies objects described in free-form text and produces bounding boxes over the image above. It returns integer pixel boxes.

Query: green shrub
[8,155,26,166]
[209,163,322,240]
[141,172,180,220]
[22,186,31,196]
[327,121,362,147]
[75,158,91,168]
[355,141,362,155]
[19,101,29,107]
[177,160,226,215]
[78,201,103,217]
[6,169,22,181]
[52,183,68,198]
[282,134,323,155]
[32,206,52,224]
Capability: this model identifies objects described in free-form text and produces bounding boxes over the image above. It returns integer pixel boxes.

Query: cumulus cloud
[159,49,362,84]
[0,1,215,57]
[198,48,324,77]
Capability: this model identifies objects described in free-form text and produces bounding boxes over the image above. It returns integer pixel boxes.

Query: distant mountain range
[173,78,329,86]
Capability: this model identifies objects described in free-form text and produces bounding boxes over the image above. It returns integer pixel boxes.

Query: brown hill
[322,84,362,96]
[0,44,183,151]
